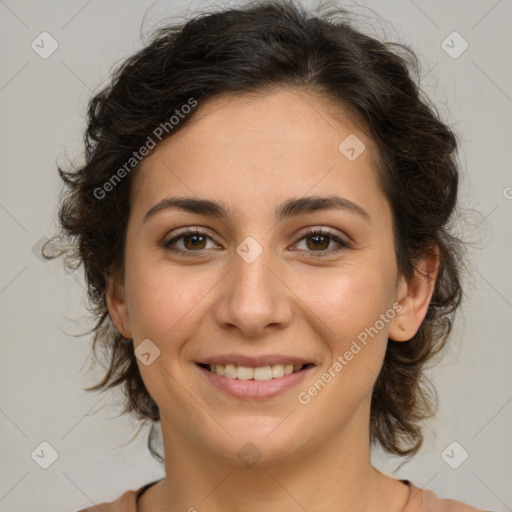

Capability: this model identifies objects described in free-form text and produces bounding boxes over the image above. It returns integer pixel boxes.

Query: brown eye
[182,233,207,250]
[294,229,350,257]
[305,233,330,251]
[163,228,217,256]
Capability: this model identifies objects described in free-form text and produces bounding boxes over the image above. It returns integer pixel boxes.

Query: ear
[105,271,132,340]
[389,245,439,342]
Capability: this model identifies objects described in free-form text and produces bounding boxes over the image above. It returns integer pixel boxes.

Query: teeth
[206,363,305,380]
[237,366,253,380]
[271,364,284,378]
[224,364,237,379]
[254,366,272,380]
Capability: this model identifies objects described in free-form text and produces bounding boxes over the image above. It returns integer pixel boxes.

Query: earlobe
[105,274,132,339]
[389,247,439,342]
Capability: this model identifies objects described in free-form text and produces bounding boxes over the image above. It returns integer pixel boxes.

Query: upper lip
[197,354,315,367]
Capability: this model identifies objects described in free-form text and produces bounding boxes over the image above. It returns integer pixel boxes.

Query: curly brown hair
[46,0,463,464]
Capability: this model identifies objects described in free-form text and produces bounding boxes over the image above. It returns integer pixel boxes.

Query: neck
[142,404,410,512]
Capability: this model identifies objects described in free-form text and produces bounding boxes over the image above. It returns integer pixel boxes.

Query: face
[107,88,430,468]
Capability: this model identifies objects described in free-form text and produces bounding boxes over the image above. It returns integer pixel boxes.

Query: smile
[196,359,316,399]
[199,363,311,381]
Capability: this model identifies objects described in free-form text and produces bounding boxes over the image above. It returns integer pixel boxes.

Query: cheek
[125,253,218,343]
[298,263,395,346]
[297,262,397,407]
[293,268,395,422]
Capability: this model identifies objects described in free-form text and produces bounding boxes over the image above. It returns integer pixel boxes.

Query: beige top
[76,479,488,511]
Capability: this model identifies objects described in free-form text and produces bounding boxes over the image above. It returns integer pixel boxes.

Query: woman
[49,1,487,510]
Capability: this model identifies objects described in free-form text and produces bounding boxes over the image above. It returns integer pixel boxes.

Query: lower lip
[197,364,314,399]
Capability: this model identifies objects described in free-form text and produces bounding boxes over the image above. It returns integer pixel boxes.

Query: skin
[107,88,438,512]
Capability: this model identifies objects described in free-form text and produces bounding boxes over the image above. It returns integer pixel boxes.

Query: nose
[212,244,293,338]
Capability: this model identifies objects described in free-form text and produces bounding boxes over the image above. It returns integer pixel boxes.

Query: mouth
[197,362,314,380]
[195,359,316,399]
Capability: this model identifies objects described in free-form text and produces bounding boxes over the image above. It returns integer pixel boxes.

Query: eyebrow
[143,195,371,224]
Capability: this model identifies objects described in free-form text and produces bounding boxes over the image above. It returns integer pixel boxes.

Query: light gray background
[0,0,511,511]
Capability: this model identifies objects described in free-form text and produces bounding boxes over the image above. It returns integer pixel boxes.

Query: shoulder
[406,480,491,512]
[74,487,140,512]
[73,479,161,512]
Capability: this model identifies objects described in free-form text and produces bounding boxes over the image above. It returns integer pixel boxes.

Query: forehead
[143,87,374,159]
[130,88,389,224]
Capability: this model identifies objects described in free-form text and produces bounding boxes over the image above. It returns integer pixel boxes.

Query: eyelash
[162,227,351,258]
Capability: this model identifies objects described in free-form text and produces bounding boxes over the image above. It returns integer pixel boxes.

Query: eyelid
[162,225,352,258]
[290,227,351,256]
[295,225,351,244]
[163,227,221,252]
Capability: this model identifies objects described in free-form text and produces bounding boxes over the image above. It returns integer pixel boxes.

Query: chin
[201,417,311,469]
